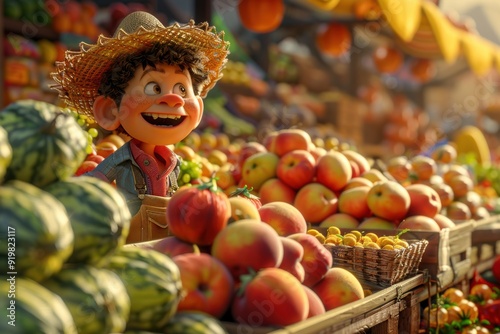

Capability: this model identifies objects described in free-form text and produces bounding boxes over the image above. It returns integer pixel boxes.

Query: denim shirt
[86,142,179,216]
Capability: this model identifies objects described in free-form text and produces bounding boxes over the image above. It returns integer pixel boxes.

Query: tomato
[228,185,262,209]
[470,284,494,302]
[238,0,285,33]
[372,46,404,73]
[445,305,463,323]
[423,306,448,328]
[316,23,352,57]
[458,299,479,321]
[166,179,231,246]
[478,299,500,327]
[442,287,465,304]
[410,58,436,83]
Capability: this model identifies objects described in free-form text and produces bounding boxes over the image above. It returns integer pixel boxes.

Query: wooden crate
[222,274,426,334]
[471,215,500,265]
[401,221,474,289]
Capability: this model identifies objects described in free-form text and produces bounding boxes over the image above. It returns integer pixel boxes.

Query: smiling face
[116,63,203,146]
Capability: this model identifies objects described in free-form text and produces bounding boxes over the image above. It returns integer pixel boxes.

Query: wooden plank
[266,274,425,334]
[398,290,421,334]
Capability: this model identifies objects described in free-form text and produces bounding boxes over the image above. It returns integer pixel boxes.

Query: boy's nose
[156,93,184,107]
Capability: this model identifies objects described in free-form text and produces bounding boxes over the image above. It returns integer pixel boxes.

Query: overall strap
[131,157,181,199]
[167,157,181,196]
[131,164,147,200]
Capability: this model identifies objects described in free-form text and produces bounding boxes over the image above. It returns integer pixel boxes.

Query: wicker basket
[324,239,429,287]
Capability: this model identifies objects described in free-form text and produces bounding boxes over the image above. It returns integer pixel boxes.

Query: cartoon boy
[51,11,230,242]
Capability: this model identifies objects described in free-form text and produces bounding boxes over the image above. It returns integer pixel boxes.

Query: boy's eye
[144,82,161,95]
[174,83,186,97]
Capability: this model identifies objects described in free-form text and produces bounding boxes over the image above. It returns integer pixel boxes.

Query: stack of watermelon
[0,100,225,333]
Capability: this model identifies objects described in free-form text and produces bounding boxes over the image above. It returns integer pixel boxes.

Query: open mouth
[142,113,186,127]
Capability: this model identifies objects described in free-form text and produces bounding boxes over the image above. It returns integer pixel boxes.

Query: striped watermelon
[0,99,87,188]
[0,180,74,282]
[106,246,183,332]
[0,125,12,183]
[0,277,77,334]
[42,264,130,334]
[43,176,131,266]
[162,311,229,334]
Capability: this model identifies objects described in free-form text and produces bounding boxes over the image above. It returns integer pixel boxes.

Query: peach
[338,186,372,220]
[456,190,482,215]
[276,149,316,189]
[258,202,308,236]
[211,219,284,281]
[240,152,279,192]
[358,216,396,230]
[278,237,305,282]
[319,213,360,229]
[386,155,412,182]
[288,233,333,287]
[433,213,456,229]
[431,144,457,164]
[406,183,442,218]
[312,267,364,311]
[237,141,267,169]
[447,175,474,198]
[442,164,470,184]
[316,151,353,191]
[398,215,441,232]
[341,149,371,175]
[410,155,437,181]
[153,236,199,258]
[231,268,309,326]
[343,176,373,190]
[258,178,296,205]
[445,201,472,222]
[227,197,261,224]
[430,182,454,208]
[361,169,388,183]
[268,129,312,157]
[366,181,410,222]
[294,183,338,224]
[173,253,234,318]
[303,285,326,318]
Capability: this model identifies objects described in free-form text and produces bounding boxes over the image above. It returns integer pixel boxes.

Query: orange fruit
[52,14,71,33]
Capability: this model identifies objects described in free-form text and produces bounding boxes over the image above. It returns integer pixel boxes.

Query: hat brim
[51,20,230,119]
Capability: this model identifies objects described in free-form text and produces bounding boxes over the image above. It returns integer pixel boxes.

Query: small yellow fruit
[394,245,406,250]
[307,229,321,236]
[343,233,358,241]
[395,239,409,248]
[315,234,326,244]
[325,236,342,245]
[343,236,357,247]
[349,230,363,241]
[365,232,379,242]
[327,226,341,236]
[382,244,395,250]
[379,238,396,248]
[355,242,364,247]
[365,242,381,249]
[361,236,373,244]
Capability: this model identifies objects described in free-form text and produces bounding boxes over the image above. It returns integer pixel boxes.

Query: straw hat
[51,11,230,118]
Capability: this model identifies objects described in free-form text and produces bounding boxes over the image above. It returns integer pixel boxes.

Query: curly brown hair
[98,41,210,107]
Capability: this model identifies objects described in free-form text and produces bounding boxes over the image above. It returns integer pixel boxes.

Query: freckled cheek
[183,98,201,115]
[119,94,154,117]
